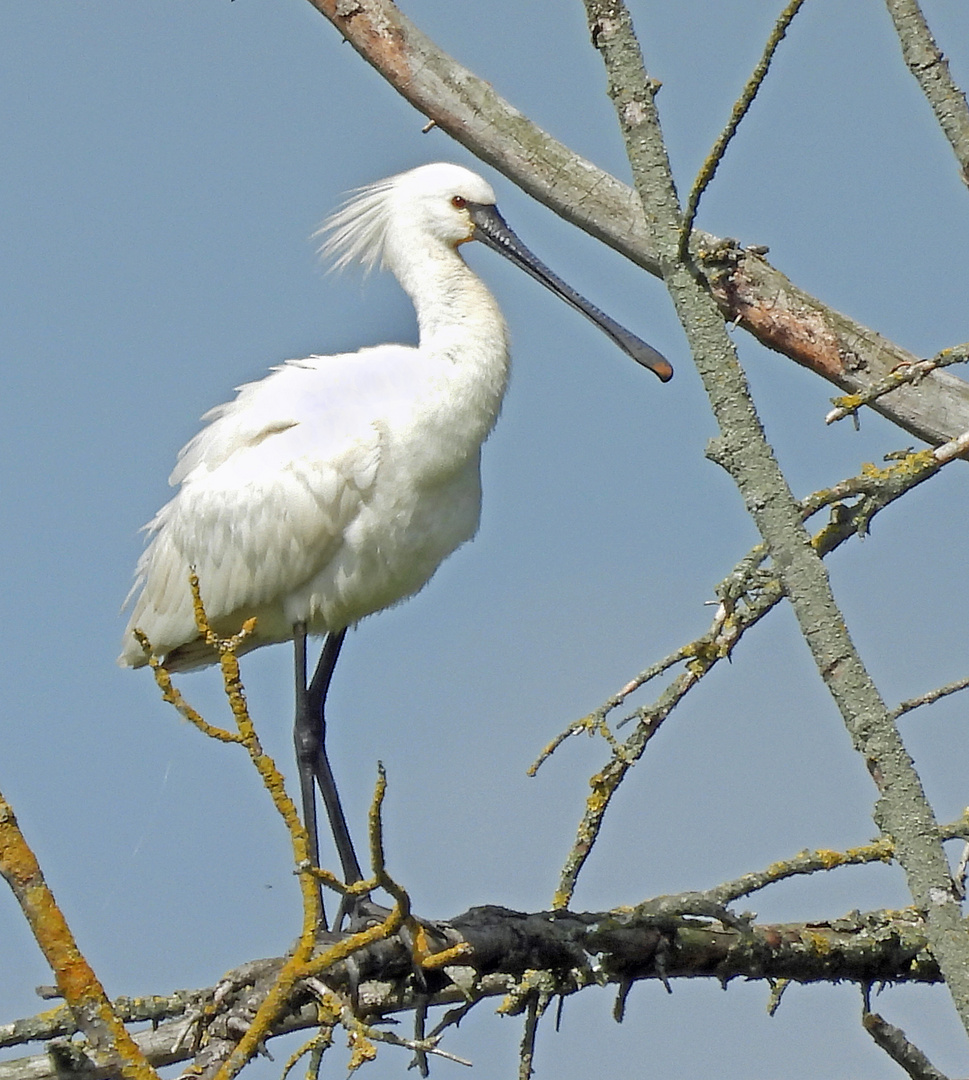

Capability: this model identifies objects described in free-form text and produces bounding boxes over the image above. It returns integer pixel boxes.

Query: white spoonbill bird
[121,162,671,922]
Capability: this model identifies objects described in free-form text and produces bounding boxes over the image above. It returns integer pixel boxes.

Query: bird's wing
[123,345,423,662]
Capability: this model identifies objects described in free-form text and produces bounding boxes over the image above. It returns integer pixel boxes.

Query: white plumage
[119,161,670,903]
[121,163,509,669]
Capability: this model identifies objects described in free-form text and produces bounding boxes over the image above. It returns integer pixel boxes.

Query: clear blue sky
[2,1,969,1076]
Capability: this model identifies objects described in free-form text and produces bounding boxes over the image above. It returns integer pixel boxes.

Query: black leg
[305,627,363,886]
[294,624,327,926]
[294,625,367,930]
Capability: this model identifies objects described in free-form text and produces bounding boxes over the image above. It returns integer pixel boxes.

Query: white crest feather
[315,174,400,274]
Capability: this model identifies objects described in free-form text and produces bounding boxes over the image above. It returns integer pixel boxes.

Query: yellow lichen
[830,393,864,413]
[346,1031,378,1071]
[804,931,831,954]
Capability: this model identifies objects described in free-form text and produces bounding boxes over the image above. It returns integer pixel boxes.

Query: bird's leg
[296,626,384,932]
[294,624,327,928]
[305,627,365,891]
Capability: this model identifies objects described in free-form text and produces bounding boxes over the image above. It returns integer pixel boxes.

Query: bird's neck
[394,242,502,340]
[393,239,510,444]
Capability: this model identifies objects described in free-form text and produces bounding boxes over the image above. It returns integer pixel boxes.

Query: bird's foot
[334,892,394,933]
[328,895,470,1010]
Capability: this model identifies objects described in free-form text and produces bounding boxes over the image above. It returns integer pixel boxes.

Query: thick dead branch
[303,0,969,448]
[705,244,969,445]
[0,905,941,1080]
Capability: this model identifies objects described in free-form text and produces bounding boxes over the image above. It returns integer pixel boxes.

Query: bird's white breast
[121,328,508,668]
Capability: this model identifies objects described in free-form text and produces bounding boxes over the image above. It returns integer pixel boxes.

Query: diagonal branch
[303,0,969,448]
[581,0,969,1038]
[543,427,969,904]
[884,0,969,185]
[863,985,951,1080]
[0,792,159,1080]
[679,0,809,252]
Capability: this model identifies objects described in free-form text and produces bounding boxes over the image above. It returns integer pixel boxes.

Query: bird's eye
[451,195,467,209]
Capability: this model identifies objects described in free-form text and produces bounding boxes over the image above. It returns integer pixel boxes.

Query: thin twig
[893,674,969,719]
[135,630,242,744]
[547,435,961,906]
[705,840,894,905]
[141,580,327,1080]
[425,999,478,1042]
[678,0,809,257]
[825,347,969,425]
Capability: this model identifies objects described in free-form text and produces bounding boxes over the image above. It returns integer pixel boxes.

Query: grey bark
[580,0,969,1037]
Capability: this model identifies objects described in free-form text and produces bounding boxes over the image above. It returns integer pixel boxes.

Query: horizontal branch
[0,904,940,1080]
[304,0,969,448]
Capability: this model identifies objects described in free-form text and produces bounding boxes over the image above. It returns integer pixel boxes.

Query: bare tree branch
[0,792,160,1080]
[863,986,951,1080]
[680,0,809,253]
[0,906,944,1080]
[580,0,969,1038]
[884,0,969,185]
[542,353,969,905]
[302,0,969,447]
[825,346,969,425]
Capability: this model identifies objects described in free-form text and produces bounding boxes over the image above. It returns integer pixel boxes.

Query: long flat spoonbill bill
[120,162,671,925]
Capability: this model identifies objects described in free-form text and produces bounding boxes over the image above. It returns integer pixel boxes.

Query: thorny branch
[0,896,953,1080]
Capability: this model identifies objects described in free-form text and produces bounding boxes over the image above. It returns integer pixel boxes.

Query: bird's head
[393,163,499,248]
[319,162,673,382]
[319,162,497,273]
